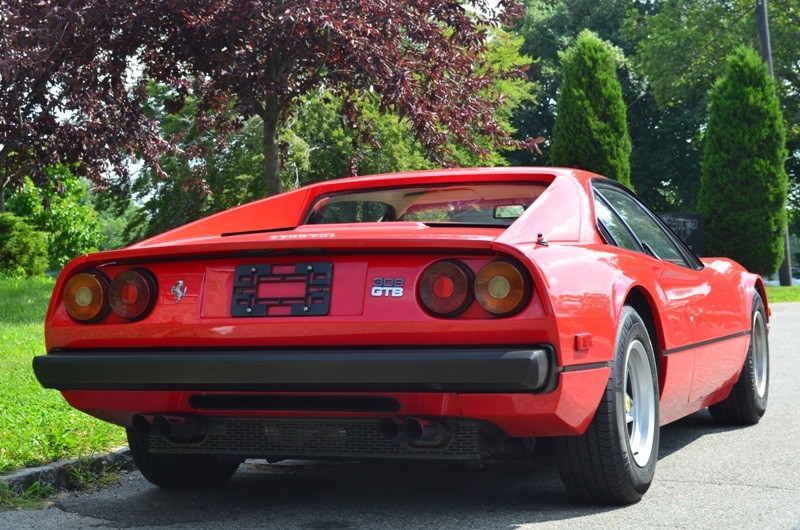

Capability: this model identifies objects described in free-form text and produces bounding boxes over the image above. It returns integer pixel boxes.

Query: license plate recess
[231,263,332,317]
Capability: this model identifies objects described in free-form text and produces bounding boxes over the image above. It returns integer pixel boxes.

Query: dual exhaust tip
[132,413,450,446]
[378,417,451,445]
[132,414,207,439]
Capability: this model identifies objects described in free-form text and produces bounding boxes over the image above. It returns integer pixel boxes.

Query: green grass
[0,275,126,473]
[765,285,800,303]
[0,458,124,511]
[0,480,54,511]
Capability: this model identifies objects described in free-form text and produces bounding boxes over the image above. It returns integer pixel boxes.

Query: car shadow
[54,409,744,528]
[657,408,749,460]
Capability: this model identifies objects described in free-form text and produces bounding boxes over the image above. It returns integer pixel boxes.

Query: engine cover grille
[148,417,501,461]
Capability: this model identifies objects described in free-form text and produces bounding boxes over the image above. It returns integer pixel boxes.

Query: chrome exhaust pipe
[151,415,207,438]
[130,414,206,439]
[131,414,153,435]
[378,416,451,445]
[378,417,402,440]
[402,417,447,443]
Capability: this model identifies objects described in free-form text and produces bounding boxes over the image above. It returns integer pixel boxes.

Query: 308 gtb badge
[371,277,404,297]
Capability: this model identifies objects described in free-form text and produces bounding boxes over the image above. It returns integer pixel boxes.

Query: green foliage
[509,0,628,166]
[0,276,126,473]
[291,92,434,188]
[64,457,124,491]
[509,0,708,211]
[697,47,788,276]
[7,166,103,270]
[0,214,48,277]
[132,33,534,238]
[551,30,632,187]
[628,0,800,215]
[126,86,271,240]
[626,92,705,212]
[95,201,145,250]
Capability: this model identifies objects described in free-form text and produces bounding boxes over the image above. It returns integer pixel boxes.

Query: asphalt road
[3,304,800,529]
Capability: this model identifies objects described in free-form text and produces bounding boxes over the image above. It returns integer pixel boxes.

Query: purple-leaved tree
[1,0,537,204]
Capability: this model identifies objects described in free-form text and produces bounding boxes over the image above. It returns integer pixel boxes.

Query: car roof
[127,167,607,250]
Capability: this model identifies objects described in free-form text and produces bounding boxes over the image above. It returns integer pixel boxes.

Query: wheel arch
[753,277,769,323]
[623,286,664,395]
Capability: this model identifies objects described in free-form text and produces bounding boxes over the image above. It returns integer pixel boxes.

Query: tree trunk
[261,95,282,197]
[778,231,793,285]
[0,147,7,213]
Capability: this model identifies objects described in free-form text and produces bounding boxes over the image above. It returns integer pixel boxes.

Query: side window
[594,195,640,252]
[595,185,691,268]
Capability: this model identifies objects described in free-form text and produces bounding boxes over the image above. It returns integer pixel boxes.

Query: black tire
[709,292,769,425]
[555,306,660,505]
[127,429,240,490]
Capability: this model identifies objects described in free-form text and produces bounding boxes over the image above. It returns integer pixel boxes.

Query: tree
[550,30,632,187]
[2,1,536,202]
[508,1,695,210]
[0,2,169,211]
[0,213,48,277]
[509,0,630,167]
[629,0,800,211]
[127,28,535,239]
[7,166,103,270]
[697,47,787,276]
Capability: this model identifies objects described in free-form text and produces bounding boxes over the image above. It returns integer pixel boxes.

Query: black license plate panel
[231,263,332,317]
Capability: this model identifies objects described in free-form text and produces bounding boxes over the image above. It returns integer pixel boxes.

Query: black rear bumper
[33,347,554,393]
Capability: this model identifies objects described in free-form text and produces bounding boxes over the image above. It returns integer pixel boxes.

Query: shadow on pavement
[50,411,738,528]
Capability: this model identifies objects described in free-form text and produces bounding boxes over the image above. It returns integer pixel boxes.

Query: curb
[0,448,135,494]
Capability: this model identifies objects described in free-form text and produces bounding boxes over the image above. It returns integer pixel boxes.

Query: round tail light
[419,260,473,316]
[474,261,530,316]
[63,272,110,322]
[109,269,157,320]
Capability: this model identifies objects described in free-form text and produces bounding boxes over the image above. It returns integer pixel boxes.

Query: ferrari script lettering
[371,277,405,297]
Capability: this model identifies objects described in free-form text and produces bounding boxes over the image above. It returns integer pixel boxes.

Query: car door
[594,182,712,421]
[593,182,707,349]
[592,182,745,416]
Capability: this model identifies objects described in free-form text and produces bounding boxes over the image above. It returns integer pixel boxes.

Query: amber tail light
[474,261,530,316]
[63,272,110,322]
[109,269,157,321]
[418,260,473,316]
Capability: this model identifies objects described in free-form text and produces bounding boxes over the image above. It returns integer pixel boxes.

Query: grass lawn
[0,276,125,473]
[765,284,800,303]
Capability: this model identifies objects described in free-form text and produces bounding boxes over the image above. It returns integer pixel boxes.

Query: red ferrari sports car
[34,167,769,504]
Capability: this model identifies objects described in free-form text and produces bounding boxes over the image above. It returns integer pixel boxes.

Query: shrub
[7,168,102,270]
[551,30,632,187]
[0,213,49,277]
[697,47,788,275]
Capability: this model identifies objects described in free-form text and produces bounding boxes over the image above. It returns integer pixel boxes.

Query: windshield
[303,183,548,227]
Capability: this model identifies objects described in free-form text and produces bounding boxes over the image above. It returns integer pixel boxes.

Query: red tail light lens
[419,260,472,316]
[474,261,530,316]
[109,269,157,321]
[63,272,109,322]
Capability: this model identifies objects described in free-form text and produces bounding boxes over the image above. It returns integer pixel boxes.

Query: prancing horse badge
[170,280,187,303]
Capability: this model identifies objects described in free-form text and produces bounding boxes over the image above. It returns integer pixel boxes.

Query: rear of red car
[33,170,612,486]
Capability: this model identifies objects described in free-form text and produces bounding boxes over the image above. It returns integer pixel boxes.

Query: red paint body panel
[36,167,766,446]
[61,369,610,438]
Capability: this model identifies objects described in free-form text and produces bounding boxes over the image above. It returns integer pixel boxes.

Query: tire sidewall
[612,307,660,492]
[749,294,769,415]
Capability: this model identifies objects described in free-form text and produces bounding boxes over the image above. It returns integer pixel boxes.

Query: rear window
[304,183,548,227]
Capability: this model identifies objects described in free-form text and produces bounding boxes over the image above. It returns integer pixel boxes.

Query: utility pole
[756,0,793,286]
